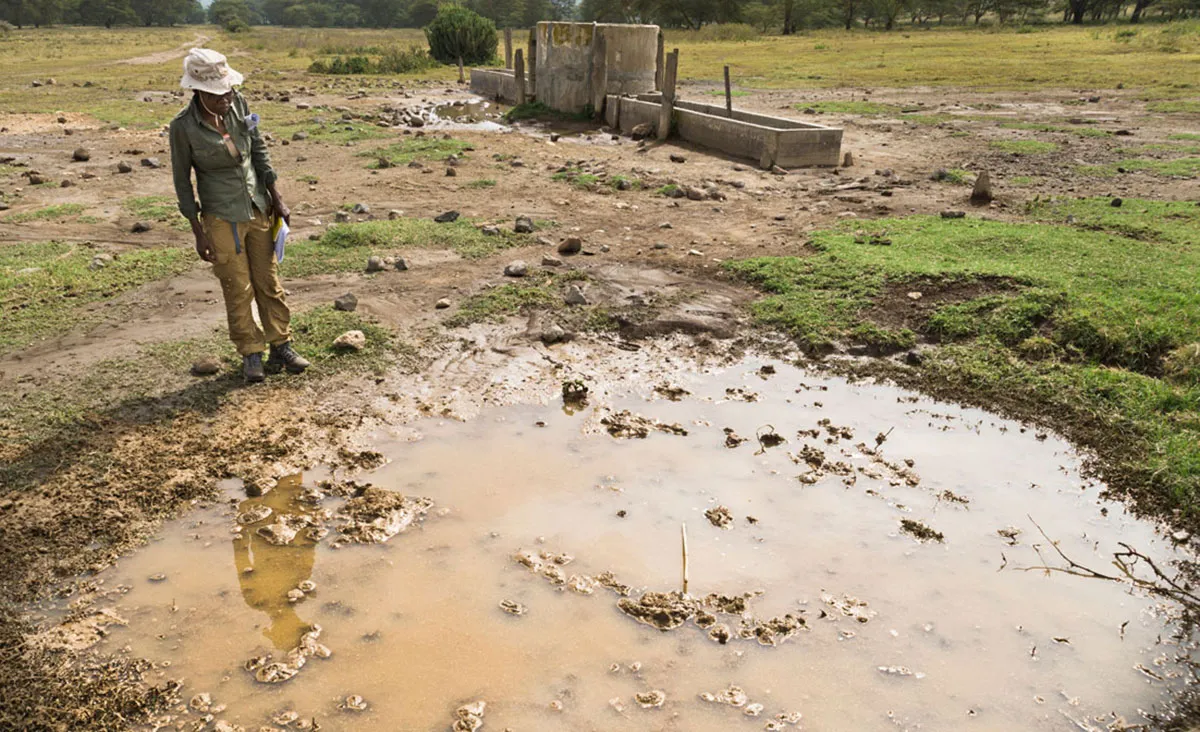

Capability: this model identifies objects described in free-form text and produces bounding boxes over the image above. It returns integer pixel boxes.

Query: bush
[424,5,497,66]
[309,46,438,75]
[693,23,760,42]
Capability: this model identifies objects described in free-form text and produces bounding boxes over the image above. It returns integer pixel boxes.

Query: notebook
[271,215,289,263]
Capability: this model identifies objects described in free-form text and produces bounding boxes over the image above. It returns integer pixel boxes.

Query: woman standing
[169,48,309,383]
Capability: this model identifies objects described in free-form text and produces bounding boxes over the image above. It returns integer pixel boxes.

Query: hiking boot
[266,341,310,375]
[243,352,265,383]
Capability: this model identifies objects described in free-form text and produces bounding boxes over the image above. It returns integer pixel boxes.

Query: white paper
[274,218,289,263]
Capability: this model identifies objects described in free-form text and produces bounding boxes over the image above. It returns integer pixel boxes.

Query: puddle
[429,99,508,132]
[80,358,1191,731]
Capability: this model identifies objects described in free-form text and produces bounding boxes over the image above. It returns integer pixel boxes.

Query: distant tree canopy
[1,0,1196,31]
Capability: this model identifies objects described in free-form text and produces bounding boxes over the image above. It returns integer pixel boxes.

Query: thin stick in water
[681,522,689,595]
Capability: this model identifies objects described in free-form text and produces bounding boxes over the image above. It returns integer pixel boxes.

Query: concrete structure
[535,22,659,115]
[606,93,843,169]
[469,68,532,104]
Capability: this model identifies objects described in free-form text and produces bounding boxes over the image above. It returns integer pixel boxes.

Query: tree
[424,5,497,65]
[209,0,255,29]
[71,0,140,26]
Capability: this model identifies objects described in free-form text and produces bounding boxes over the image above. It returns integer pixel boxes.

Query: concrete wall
[469,68,532,104]
[536,22,658,115]
[606,94,843,169]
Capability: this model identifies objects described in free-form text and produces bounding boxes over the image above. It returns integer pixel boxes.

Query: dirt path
[117,32,211,65]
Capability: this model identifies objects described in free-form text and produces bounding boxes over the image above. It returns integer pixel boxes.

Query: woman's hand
[270,187,290,226]
[188,217,216,262]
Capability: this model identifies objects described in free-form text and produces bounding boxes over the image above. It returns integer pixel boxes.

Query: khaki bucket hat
[180,48,244,95]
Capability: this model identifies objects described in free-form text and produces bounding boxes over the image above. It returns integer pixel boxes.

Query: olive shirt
[169,91,276,223]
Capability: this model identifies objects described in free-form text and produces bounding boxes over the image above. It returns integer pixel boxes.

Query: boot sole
[265,362,308,375]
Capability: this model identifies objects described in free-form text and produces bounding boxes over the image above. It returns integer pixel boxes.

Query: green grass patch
[1025,196,1200,247]
[796,101,899,115]
[445,281,560,328]
[283,216,528,276]
[552,168,601,189]
[297,174,319,184]
[657,184,682,196]
[123,195,188,231]
[1009,176,1039,186]
[704,89,750,98]
[0,241,194,354]
[467,179,497,189]
[1000,121,1112,138]
[1082,157,1200,177]
[1169,133,1200,141]
[361,137,470,168]
[504,101,591,122]
[1148,101,1200,114]
[2,203,86,224]
[990,140,1059,154]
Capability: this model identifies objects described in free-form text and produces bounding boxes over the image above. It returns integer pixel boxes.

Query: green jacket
[169,91,277,223]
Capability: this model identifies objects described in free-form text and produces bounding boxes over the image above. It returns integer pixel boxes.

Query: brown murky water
[89,359,1189,731]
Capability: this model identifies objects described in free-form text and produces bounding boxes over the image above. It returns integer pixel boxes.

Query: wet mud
[38,357,1197,731]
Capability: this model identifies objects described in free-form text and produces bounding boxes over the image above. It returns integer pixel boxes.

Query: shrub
[424,6,496,67]
[693,23,760,42]
[309,46,438,75]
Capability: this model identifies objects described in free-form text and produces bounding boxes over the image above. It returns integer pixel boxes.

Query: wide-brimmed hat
[180,48,244,95]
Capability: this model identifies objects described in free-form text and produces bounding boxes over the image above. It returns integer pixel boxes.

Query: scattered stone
[339,695,368,711]
[333,330,367,351]
[191,357,222,376]
[335,210,351,223]
[72,148,90,162]
[131,221,153,233]
[631,122,654,139]
[27,173,45,185]
[940,210,966,219]
[333,293,358,311]
[393,257,408,271]
[434,210,460,223]
[669,153,687,163]
[704,506,734,529]
[388,209,403,220]
[602,410,688,439]
[843,151,854,167]
[653,242,668,250]
[504,260,528,277]
[296,102,311,110]
[1173,530,1191,543]
[970,170,993,204]
[635,690,666,709]
[336,487,432,544]
[899,518,944,543]
[514,215,535,233]
[541,325,566,344]
[291,131,308,141]
[1111,197,1123,208]
[140,157,162,169]
[351,202,369,214]
[453,701,486,732]
[435,298,451,309]
[772,165,789,176]
[88,253,113,270]
[564,284,589,306]
[549,132,560,142]
[376,156,393,169]
[365,256,385,272]
[685,186,705,201]
[558,236,582,255]
[541,255,562,267]
[499,600,527,616]
[60,179,74,188]
[445,167,457,177]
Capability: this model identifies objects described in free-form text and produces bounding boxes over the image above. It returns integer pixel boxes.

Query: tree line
[2,0,1196,32]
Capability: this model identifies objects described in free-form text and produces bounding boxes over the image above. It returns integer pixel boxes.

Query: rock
[541,255,562,267]
[60,179,74,188]
[351,202,369,214]
[445,167,457,177]
[335,210,351,223]
[771,165,789,176]
[407,160,424,169]
[140,157,162,169]
[940,210,966,219]
[393,257,408,271]
[89,253,113,270]
[117,161,133,173]
[481,225,500,236]
[296,102,311,110]
[0,203,8,211]
[631,122,654,139]
[504,260,528,277]
[333,330,367,351]
[536,236,554,247]
[549,132,561,142]
[434,210,460,223]
[685,186,704,201]
[970,170,993,204]
[653,242,668,250]
[564,284,589,306]
[376,156,393,169]
[541,325,566,344]
[843,151,854,167]
[131,221,153,233]
[365,256,385,272]
[334,293,358,312]
[72,148,90,162]
[292,131,308,141]
[1173,530,1191,543]
[1111,197,1123,208]
[27,173,45,185]
[558,237,582,255]
[669,153,687,163]
[435,298,451,309]
[514,216,535,233]
[388,209,403,220]
[191,357,222,376]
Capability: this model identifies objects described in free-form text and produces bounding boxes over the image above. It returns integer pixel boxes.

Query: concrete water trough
[469,68,532,104]
[606,93,843,169]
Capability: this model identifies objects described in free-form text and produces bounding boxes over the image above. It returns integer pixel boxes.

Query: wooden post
[724,65,732,117]
[528,28,537,99]
[504,28,513,69]
[657,48,678,141]
[655,31,665,91]
[457,55,464,84]
[514,49,526,106]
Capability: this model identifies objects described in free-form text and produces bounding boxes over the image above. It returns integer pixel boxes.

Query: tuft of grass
[990,140,1058,154]
[504,101,591,122]
[935,168,973,185]
[467,179,497,188]
[123,195,188,230]
[704,88,750,98]
[0,242,194,354]
[361,137,470,168]
[1080,157,1200,177]
[445,281,560,328]
[1148,101,1200,114]
[283,216,528,276]
[657,184,681,196]
[2,203,86,224]
[1000,121,1112,138]
[1169,133,1200,141]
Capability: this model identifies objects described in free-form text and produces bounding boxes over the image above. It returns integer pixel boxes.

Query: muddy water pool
[91,358,1189,731]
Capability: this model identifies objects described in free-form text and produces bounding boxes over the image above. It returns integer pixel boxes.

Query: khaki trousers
[204,208,291,356]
